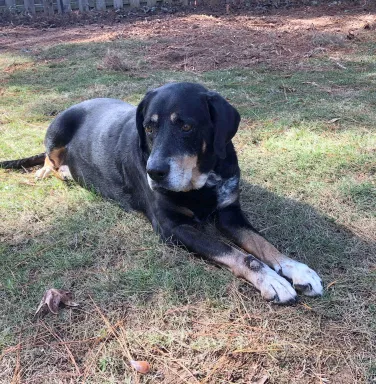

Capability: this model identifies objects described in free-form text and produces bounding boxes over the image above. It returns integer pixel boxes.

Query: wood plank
[5,0,16,11]
[42,0,54,15]
[62,0,71,11]
[23,0,35,14]
[96,0,105,10]
[56,0,63,13]
[113,0,123,9]
[78,0,89,11]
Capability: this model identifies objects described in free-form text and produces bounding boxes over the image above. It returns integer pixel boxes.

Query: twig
[40,322,82,377]
[200,352,228,384]
[11,330,22,384]
[89,296,139,383]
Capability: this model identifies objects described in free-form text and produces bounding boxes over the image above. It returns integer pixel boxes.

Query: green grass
[1,16,376,384]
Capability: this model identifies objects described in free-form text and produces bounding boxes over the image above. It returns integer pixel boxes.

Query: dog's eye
[145,126,153,134]
[182,124,192,132]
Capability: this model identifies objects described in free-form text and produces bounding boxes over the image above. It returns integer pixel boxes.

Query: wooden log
[62,0,71,12]
[57,0,63,13]
[42,0,54,15]
[147,0,156,6]
[129,0,139,7]
[78,0,89,11]
[96,0,106,10]
[23,0,36,14]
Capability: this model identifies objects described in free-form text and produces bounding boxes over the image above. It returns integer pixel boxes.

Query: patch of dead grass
[98,49,134,72]
[1,5,376,71]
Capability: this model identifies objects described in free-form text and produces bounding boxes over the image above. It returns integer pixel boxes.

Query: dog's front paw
[258,267,298,304]
[278,260,323,297]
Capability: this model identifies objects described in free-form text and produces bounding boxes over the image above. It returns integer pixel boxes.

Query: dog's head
[136,82,240,192]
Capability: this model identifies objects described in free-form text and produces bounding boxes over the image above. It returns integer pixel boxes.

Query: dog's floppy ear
[206,91,240,159]
[136,90,154,152]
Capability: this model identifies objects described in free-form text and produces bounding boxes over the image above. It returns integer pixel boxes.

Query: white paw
[59,165,72,180]
[35,166,52,180]
[258,266,298,304]
[278,259,323,297]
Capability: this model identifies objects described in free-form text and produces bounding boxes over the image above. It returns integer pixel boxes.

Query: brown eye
[182,124,192,132]
[145,126,153,134]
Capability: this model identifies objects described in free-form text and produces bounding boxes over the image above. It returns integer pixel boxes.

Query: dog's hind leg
[35,147,70,181]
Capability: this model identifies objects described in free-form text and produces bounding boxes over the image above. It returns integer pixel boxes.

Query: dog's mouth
[147,175,204,193]
[148,179,190,193]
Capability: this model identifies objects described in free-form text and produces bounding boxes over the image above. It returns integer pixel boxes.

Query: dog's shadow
[1,176,374,317]
[238,181,369,274]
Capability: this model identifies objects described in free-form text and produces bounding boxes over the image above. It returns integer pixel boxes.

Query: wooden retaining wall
[0,0,188,15]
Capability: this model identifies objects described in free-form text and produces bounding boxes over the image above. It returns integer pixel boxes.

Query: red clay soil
[1,1,376,71]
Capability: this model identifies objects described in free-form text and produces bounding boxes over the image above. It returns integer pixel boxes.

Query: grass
[0,13,376,384]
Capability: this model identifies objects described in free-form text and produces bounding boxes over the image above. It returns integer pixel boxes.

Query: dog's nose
[146,163,170,181]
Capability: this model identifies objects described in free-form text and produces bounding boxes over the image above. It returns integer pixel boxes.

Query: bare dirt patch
[1,2,376,71]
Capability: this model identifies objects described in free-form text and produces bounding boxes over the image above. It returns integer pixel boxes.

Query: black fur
[1,82,310,303]
[0,153,45,169]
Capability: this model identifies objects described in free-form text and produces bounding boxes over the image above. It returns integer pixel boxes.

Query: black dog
[0,82,323,303]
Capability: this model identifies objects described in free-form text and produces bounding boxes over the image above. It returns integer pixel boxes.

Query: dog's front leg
[216,205,323,297]
[162,222,297,304]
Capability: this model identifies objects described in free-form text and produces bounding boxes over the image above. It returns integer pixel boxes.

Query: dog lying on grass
[0,82,323,304]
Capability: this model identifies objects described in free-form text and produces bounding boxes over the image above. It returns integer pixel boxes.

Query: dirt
[1,1,376,71]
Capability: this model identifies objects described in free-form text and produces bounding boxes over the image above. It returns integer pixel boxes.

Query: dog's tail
[0,153,46,169]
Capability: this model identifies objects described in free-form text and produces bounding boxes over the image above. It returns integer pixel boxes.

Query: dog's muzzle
[146,163,170,182]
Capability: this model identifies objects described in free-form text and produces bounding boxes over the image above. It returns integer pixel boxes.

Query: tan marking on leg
[48,147,66,168]
[237,229,284,269]
[213,250,297,303]
[35,147,69,181]
[237,229,323,296]
[35,155,55,180]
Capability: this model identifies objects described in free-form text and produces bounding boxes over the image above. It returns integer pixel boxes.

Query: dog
[0,82,323,304]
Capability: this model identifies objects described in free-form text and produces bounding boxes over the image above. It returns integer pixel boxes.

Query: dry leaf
[327,280,337,289]
[327,118,340,124]
[278,85,296,93]
[252,375,269,384]
[35,288,79,315]
[130,360,150,374]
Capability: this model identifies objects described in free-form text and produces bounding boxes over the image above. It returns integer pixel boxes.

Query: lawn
[0,3,375,383]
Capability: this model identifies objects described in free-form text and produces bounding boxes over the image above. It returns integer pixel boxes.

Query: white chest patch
[206,172,239,209]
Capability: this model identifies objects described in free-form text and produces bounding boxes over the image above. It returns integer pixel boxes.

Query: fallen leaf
[335,62,347,70]
[35,288,79,315]
[130,360,150,374]
[347,30,355,40]
[327,118,340,124]
[252,375,269,384]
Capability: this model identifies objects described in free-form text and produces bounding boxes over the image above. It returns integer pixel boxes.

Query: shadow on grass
[3,38,376,132]
[0,175,375,383]
[1,178,375,319]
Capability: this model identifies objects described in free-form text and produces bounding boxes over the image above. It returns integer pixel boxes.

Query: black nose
[146,163,170,181]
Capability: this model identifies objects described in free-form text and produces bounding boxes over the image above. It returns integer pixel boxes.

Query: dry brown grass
[1,3,376,383]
